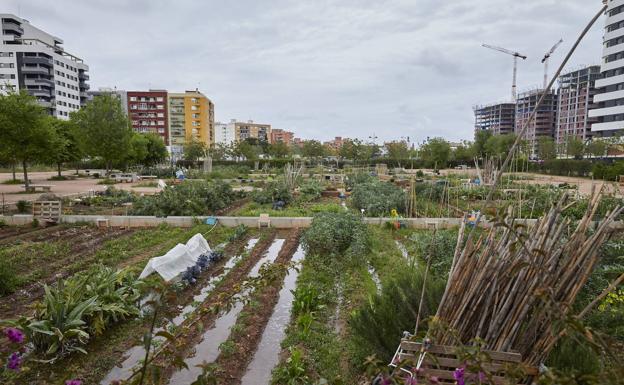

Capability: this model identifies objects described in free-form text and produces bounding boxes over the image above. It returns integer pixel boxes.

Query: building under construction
[555,65,601,145]
[515,89,558,156]
[473,102,516,135]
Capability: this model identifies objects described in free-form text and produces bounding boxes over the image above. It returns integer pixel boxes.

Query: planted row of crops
[0,224,239,384]
[131,180,245,217]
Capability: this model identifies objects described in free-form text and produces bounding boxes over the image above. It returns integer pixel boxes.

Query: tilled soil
[0,227,135,319]
[213,229,302,385]
[155,231,279,383]
[0,224,66,245]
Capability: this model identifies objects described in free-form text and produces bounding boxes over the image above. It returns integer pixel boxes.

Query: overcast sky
[4,0,606,143]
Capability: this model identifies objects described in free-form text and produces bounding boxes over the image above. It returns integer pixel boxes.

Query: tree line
[0,91,167,187]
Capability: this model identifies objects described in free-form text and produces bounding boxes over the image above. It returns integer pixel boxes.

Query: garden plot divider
[0,214,559,229]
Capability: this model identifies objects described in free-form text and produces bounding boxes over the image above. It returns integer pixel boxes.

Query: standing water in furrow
[368,264,381,293]
[240,245,306,385]
[99,238,260,385]
[168,238,286,385]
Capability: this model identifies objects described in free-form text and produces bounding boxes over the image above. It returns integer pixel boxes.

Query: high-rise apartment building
[127,90,169,144]
[168,90,215,154]
[214,122,236,145]
[323,136,346,151]
[231,119,271,143]
[589,1,624,136]
[270,129,294,144]
[0,14,89,119]
[473,102,516,135]
[515,89,558,155]
[555,66,601,145]
[87,87,128,114]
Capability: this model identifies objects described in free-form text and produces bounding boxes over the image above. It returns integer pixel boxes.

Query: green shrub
[298,180,323,202]
[345,173,376,189]
[1,179,23,185]
[252,180,292,205]
[351,180,406,216]
[546,337,602,375]
[301,212,369,258]
[408,229,458,279]
[16,200,30,214]
[131,180,241,216]
[350,267,444,361]
[592,161,624,181]
[0,259,21,295]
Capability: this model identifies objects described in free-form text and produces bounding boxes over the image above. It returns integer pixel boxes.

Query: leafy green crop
[301,212,369,259]
[131,180,242,216]
[350,180,406,217]
[13,265,141,360]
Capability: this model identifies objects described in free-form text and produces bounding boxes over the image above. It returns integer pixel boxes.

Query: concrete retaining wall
[1,214,622,230]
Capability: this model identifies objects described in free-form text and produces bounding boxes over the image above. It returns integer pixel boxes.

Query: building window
[156,97,163,102]
[130,96,137,101]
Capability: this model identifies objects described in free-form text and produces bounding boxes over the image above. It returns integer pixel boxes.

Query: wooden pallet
[397,340,537,385]
[32,201,62,222]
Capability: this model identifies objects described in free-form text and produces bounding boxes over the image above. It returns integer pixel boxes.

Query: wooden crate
[397,340,537,385]
[32,201,62,222]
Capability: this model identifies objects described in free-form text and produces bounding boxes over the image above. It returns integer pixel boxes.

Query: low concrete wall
[1,214,621,230]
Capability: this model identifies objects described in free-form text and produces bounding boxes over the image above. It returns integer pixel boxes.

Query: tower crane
[482,44,527,102]
[541,39,564,89]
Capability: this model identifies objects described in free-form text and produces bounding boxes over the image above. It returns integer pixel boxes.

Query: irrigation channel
[168,237,288,384]
[100,238,260,385]
[240,245,305,385]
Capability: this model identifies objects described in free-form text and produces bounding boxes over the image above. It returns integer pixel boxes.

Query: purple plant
[209,250,223,263]
[405,377,418,385]
[181,267,196,285]
[4,327,24,344]
[453,367,465,385]
[66,380,82,385]
[197,254,210,269]
[6,352,21,371]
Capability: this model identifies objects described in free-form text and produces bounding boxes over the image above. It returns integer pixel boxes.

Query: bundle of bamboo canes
[433,189,622,366]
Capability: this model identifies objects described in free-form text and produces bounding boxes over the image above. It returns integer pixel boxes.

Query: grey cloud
[3,0,605,143]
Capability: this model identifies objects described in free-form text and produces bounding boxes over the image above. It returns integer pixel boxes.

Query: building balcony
[78,73,89,81]
[79,82,90,90]
[24,78,55,88]
[22,56,53,67]
[20,66,50,75]
[28,89,53,98]
[2,19,23,35]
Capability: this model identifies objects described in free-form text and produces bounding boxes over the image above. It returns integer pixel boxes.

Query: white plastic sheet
[139,233,211,281]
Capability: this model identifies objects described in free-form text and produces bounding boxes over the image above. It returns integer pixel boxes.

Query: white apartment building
[589,1,624,135]
[214,121,236,145]
[0,14,89,119]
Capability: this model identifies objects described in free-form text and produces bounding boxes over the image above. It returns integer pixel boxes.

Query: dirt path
[515,172,622,197]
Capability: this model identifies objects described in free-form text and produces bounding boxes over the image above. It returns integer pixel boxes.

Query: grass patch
[97,178,117,185]
[132,180,159,188]
[234,199,345,217]
[1,179,23,185]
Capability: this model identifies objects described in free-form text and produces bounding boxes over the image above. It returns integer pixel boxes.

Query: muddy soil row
[98,234,254,385]
[213,229,302,385]
[0,227,135,319]
[0,224,71,245]
[152,231,279,383]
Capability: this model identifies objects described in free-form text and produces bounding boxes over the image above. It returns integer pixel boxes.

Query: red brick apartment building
[270,129,294,144]
[127,90,169,145]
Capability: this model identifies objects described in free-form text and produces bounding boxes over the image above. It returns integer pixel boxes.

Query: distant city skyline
[3,0,605,143]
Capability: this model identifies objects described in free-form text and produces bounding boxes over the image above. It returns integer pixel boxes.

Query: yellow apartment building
[168,89,214,154]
